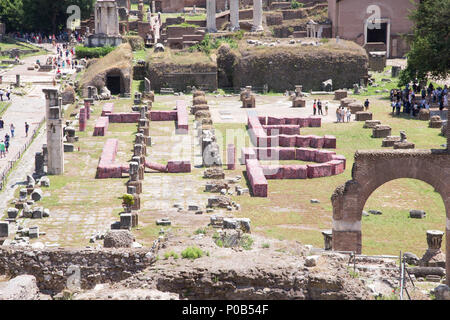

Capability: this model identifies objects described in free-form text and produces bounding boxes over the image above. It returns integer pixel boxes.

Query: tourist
[25,122,29,137]
[336,107,341,123]
[364,99,370,111]
[396,101,401,116]
[325,101,329,115]
[313,99,317,115]
[10,123,15,138]
[317,99,323,115]
[340,108,346,122]
[346,108,351,122]
[6,87,11,100]
[0,88,4,101]
[0,118,3,130]
[4,139,8,153]
[0,140,5,158]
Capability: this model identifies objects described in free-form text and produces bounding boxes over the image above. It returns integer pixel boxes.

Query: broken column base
[393,141,415,149]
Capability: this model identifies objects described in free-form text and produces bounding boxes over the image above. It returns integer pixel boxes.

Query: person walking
[0,118,3,130]
[10,123,15,138]
[0,140,5,158]
[25,122,29,137]
[4,139,8,153]
[6,88,11,101]
[0,88,4,102]
[313,99,317,115]
[336,107,341,123]
[325,101,329,116]
[317,99,323,115]
[364,99,370,111]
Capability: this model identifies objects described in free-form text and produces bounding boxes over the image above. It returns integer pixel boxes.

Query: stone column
[16,74,20,87]
[227,144,236,170]
[229,0,240,31]
[43,89,64,175]
[79,107,86,132]
[251,0,263,32]
[206,0,217,33]
[84,98,93,120]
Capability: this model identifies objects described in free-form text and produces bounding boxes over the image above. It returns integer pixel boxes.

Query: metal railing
[0,117,45,191]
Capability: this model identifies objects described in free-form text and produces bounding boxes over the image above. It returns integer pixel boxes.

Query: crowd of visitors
[390,83,448,117]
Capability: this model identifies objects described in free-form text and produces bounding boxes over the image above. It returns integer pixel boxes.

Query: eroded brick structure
[331,144,450,283]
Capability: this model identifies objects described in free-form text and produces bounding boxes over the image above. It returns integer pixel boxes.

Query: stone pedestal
[419,230,446,268]
[292,98,306,108]
[372,125,391,138]
[322,230,332,250]
[84,98,94,119]
[334,90,347,100]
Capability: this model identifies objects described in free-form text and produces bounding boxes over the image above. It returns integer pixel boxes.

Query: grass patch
[181,246,205,260]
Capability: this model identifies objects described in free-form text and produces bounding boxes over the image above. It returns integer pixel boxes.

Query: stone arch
[331,149,450,284]
[105,68,128,95]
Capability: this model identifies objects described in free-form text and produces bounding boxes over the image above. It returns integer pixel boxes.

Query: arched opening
[106,70,123,95]
[361,178,446,260]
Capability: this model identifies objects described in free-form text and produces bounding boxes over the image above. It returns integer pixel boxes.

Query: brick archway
[331,149,450,283]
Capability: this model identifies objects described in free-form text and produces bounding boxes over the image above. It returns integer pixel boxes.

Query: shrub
[181,246,205,260]
[189,34,238,55]
[75,46,115,59]
[194,228,207,235]
[164,251,179,259]
[123,35,145,51]
[291,0,304,9]
[121,194,134,206]
[262,243,270,249]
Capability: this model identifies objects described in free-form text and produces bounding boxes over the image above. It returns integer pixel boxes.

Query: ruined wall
[219,43,368,91]
[0,247,154,293]
[146,62,218,92]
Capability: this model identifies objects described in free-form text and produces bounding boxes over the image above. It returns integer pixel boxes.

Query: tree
[399,0,450,86]
[0,0,95,34]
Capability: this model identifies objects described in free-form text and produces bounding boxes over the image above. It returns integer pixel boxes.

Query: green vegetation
[0,102,12,117]
[121,194,134,207]
[399,0,450,85]
[181,246,205,260]
[291,0,304,9]
[262,243,270,249]
[189,34,238,55]
[75,46,115,59]
[167,22,198,28]
[164,251,179,260]
[194,228,207,235]
[0,0,95,33]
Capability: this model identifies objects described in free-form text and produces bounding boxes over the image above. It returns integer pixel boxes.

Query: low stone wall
[175,100,189,134]
[107,112,140,123]
[96,139,128,179]
[0,247,152,293]
[93,116,109,136]
[246,159,268,197]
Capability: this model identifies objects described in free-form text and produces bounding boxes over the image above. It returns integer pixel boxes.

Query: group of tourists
[336,107,352,123]
[0,87,12,102]
[390,83,449,117]
[0,120,14,159]
[312,99,328,116]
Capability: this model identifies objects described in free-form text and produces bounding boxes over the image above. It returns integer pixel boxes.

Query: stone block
[120,213,132,230]
[297,118,310,128]
[308,116,321,127]
[410,210,426,219]
[279,148,296,160]
[393,141,415,149]
[246,159,268,197]
[93,116,109,136]
[31,189,43,202]
[167,160,191,173]
[334,90,348,100]
[7,208,19,219]
[267,116,286,125]
[0,222,9,237]
[32,207,43,219]
[372,125,392,138]
[261,165,284,179]
[363,120,381,129]
[315,150,336,163]
[307,163,333,178]
[295,135,311,148]
[282,165,308,179]
[331,155,346,169]
[295,148,317,161]
[381,136,401,147]
[348,103,364,114]
[309,135,325,148]
[29,226,39,239]
[327,160,345,175]
[323,135,337,149]
[278,135,297,147]
[355,112,373,121]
